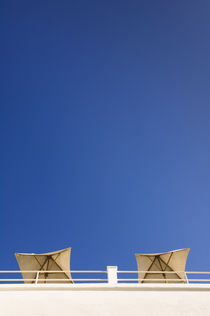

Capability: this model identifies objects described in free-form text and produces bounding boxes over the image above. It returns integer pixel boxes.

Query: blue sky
[1,0,210,273]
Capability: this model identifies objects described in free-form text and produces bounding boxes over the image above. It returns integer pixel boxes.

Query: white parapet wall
[0,284,210,316]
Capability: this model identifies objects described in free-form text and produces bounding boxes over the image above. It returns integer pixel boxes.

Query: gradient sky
[1,0,210,274]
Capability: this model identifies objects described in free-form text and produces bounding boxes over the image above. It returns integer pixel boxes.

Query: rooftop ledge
[1,283,210,292]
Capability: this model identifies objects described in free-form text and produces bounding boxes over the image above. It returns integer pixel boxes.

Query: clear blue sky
[1,0,210,273]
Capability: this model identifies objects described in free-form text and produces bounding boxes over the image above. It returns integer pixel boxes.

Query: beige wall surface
[0,286,210,316]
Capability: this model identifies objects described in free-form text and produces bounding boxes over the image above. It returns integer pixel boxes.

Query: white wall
[0,284,210,316]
